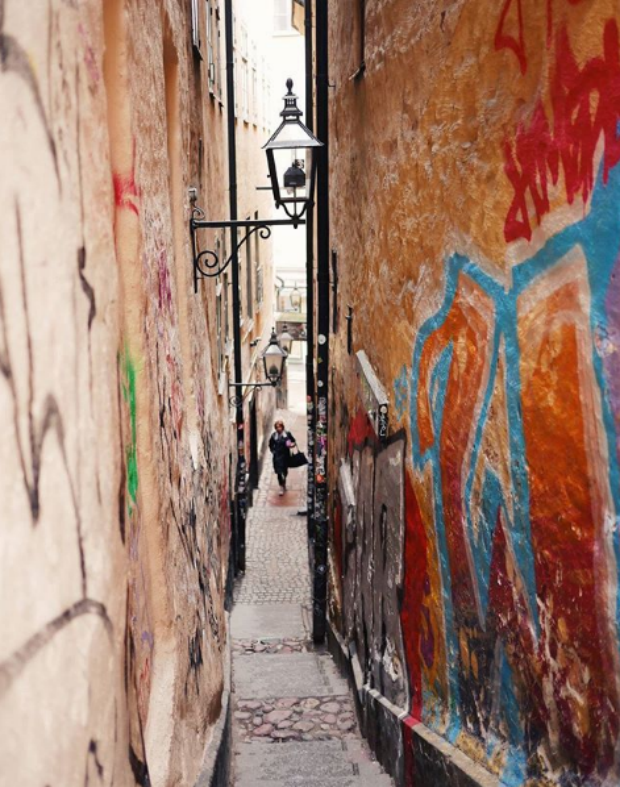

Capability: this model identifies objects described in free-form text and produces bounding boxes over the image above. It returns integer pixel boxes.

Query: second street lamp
[263,329,287,384]
[227,330,288,408]
[278,325,294,356]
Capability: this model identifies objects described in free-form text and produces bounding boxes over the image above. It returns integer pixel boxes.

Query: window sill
[349,61,366,82]
[218,371,227,397]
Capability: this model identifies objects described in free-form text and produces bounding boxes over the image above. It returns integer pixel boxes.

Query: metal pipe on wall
[305,0,316,538]
[313,0,329,643]
[225,0,246,573]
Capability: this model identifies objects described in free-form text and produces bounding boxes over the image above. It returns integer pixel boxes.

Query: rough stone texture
[328,1,620,786]
[0,2,273,785]
[233,637,312,655]
[235,695,358,743]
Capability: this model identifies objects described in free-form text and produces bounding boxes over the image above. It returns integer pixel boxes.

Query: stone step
[234,739,393,787]
[233,652,350,699]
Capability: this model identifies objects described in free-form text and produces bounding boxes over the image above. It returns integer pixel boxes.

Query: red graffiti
[400,476,428,720]
[495,0,526,74]
[496,0,590,68]
[347,408,378,455]
[113,165,140,216]
[157,248,174,317]
[504,19,620,242]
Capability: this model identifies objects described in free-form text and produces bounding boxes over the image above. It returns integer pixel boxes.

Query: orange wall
[328,1,620,784]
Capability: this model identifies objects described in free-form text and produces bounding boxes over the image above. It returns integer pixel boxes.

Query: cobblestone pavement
[231,406,393,786]
[234,695,357,742]
[233,506,311,605]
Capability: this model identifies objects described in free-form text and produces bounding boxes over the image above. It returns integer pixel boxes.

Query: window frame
[191,0,202,55]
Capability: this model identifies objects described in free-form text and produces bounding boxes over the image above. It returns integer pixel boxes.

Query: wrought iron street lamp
[278,325,294,356]
[263,79,323,227]
[227,329,287,407]
[189,78,322,291]
[263,329,287,383]
[290,284,302,311]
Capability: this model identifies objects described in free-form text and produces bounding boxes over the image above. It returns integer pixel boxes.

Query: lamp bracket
[228,380,278,409]
[190,204,305,292]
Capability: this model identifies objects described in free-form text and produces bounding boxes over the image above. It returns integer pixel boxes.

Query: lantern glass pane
[267,121,320,149]
[272,148,313,200]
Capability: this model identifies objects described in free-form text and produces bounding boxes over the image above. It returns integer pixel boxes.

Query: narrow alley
[230,393,393,786]
[4,1,620,786]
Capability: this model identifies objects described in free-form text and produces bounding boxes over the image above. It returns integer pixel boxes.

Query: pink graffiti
[504,20,620,242]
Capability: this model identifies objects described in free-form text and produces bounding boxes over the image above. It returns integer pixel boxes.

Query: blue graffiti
[393,365,409,421]
[407,160,620,783]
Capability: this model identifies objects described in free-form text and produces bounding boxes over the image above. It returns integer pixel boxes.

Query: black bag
[288,445,308,468]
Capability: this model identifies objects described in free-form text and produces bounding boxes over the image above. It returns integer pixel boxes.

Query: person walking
[269,420,296,496]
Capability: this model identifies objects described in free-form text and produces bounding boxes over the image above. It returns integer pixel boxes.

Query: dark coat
[269,430,295,475]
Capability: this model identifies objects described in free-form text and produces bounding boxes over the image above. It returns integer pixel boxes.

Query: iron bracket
[190,203,305,292]
[228,380,278,409]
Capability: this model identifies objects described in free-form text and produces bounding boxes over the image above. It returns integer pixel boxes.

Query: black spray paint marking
[0,598,112,699]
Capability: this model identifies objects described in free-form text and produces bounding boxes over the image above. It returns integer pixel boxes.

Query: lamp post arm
[228,380,278,409]
[190,212,306,290]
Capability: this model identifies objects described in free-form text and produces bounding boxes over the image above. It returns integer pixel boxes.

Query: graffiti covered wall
[328,1,620,784]
[0,1,232,784]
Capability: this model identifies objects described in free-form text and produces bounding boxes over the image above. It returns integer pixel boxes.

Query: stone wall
[0,0,266,784]
[327,1,620,785]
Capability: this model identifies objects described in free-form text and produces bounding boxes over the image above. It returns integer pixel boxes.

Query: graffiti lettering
[503,20,620,242]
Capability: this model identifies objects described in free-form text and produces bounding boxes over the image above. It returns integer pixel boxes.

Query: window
[240,23,249,122]
[261,58,268,128]
[351,0,366,79]
[274,0,291,33]
[206,0,222,98]
[255,211,263,310]
[191,0,201,53]
[216,247,224,378]
[237,229,243,322]
[251,44,258,126]
[246,216,254,320]
[223,271,230,348]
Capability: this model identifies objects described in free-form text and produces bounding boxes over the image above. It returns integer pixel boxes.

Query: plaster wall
[327,1,620,785]
[0,0,236,784]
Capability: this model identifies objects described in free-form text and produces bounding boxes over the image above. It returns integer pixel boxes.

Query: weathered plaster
[0,0,268,784]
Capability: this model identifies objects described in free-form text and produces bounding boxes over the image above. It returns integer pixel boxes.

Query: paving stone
[253,724,273,737]
[265,709,293,724]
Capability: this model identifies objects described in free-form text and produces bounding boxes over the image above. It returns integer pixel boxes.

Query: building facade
[0,1,273,784]
[327,1,620,785]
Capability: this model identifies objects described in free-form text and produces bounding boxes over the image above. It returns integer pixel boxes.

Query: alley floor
[230,402,393,786]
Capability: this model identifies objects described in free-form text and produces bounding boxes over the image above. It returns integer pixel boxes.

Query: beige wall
[328,1,620,785]
[0,0,237,784]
